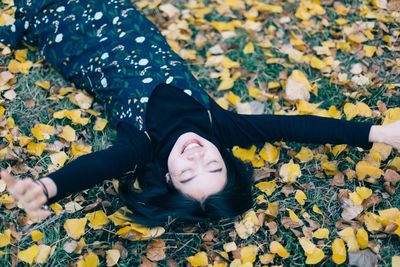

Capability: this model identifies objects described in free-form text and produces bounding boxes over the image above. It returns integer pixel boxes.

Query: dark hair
[117,146,254,227]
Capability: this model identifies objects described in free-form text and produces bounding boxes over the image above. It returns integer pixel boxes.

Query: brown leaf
[146,239,166,262]
[280,184,294,197]
[362,195,381,210]
[266,221,278,235]
[139,256,158,267]
[114,241,128,260]
[348,249,378,267]
[341,197,363,222]
[281,216,304,229]
[166,258,179,267]
[252,167,275,182]
[330,172,345,186]
[384,169,400,184]
[388,0,400,11]
[201,230,215,242]
[384,182,396,195]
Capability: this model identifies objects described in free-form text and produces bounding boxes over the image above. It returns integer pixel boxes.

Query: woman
[0,0,399,227]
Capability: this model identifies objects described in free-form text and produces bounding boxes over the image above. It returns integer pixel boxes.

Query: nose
[186,148,204,160]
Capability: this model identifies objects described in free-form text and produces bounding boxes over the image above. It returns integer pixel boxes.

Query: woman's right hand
[0,170,51,220]
[369,120,400,151]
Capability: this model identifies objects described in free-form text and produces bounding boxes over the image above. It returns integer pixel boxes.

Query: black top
[45,84,374,204]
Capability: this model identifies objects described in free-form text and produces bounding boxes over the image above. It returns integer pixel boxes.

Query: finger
[24,183,43,203]
[1,170,17,190]
[28,208,51,220]
[13,179,30,197]
[25,194,47,211]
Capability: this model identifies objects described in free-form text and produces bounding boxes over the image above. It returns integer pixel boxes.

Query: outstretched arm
[0,122,152,219]
[210,98,376,150]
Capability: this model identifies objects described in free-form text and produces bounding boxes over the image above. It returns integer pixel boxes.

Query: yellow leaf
[321,160,338,176]
[382,108,400,125]
[53,109,90,125]
[248,86,268,101]
[344,103,358,120]
[71,92,93,109]
[240,245,258,263]
[332,238,347,264]
[285,70,312,101]
[49,152,68,168]
[243,42,254,54]
[312,228,329,239]
[218,77,235,91]
[93,118,108,131]
[332,144,347,157]
[64,218,87,240]
[259,143,280,164]
[310,56,327,70]
[85,210,110,230]
[18,136,33,147]
[279,159,301,183]
[335,18,348,26]
[35,244,52,264]
[338,227,359,252]
[50,202,63,216]
[31,230,43,242]
[59,125,76,142]
[363,45,376,57]
[266,202,279,218]
[18,244,39,265]
[378,208,400,226]
[77,251,99,267]
[35,81,51,90]
[234,210,261,239]
[8,60,33,74]
[356,187,372,200]
[14,49,28,62]
[349,192,363,206]
[363,212,383,232]
[232,145,256,162]
[255,181,277,196]
[106,249,120,267]
[270,241,290,258]
[187,251,208,267]
[356,102,372,117]
[313,204,323,216]
[287,208,300,223]
[71,142,92,158]
[223,242,237,252]
[348,33,368,43]
[355,161,384,182]
[31,124,55,141]
[225,91,240,105]
[299,237,325,264]
[210,20,242,32]
[0,229,11,247]
[27,142,47,157]
[257,3,283,13]
[356,228,368,249]
[295,190,307,206]
[306,247,325,265]
[392,256,400,267]
[295,147,314,162]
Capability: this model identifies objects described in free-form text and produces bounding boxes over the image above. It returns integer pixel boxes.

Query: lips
[181,139,202,154]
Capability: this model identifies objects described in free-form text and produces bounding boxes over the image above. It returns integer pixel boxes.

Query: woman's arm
[210,98,376,150]
[0,123,151,220]
[44,122,152,205]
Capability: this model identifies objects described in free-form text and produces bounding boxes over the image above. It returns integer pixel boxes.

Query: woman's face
[167,132,227,202]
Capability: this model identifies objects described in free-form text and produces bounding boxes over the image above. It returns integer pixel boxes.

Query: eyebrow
[180,168,223,184]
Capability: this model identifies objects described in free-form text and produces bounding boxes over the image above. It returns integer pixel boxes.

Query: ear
[164,172,170,182]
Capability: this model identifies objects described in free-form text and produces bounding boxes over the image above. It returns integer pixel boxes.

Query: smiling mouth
[181,139,202,154]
